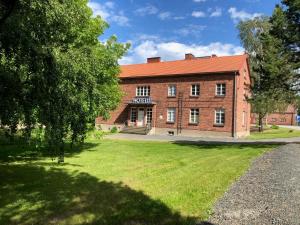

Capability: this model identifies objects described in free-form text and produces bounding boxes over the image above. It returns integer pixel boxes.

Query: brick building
[251,105,298,126]
[96,53,251,137]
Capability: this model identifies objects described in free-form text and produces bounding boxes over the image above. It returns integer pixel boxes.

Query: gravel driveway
[209,144,300,225]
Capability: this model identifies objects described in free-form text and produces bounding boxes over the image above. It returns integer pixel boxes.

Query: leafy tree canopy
[238,11,297,131]
[0,0,129,159]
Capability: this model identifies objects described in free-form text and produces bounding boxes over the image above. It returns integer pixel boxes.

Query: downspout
[232,72,238,138]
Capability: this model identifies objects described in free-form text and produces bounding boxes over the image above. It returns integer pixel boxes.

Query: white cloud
[175,24,206,37]
[192,11,206,18]
[158,12,172,20]
[135,4,159,16]
[136,34,161,41]
[88,1,130,26]
[119,40,244,65]
[193,0,206,2]
[88,1,110,20]
[228,7,262,22]
[104,1,115,9]
[210,8,222,17]
[173,16,185,20]
[111,11,130,26]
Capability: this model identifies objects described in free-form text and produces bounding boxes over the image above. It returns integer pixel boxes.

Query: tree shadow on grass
[0,164,215,225]
[0,142,98,163]
[171,141,278,150]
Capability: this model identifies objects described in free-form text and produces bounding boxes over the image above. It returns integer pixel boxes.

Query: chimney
[185,53,195,60]
[211,54,217,58]
[147,57,161,63]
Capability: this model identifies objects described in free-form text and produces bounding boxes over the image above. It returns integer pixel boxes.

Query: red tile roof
[120,54,248,78]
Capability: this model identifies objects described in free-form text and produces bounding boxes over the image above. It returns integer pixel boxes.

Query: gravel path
[209,144,300,225]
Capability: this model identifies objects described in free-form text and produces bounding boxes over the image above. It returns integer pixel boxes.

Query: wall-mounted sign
[131,97,152,104]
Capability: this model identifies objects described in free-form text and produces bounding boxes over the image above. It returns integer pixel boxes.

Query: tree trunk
[58,142,64,163]
[258,114,264,132]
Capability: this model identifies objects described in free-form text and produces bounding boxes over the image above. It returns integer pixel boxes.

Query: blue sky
[88,0,280,64]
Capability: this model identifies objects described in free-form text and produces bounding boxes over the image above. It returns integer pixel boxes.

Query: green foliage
[238,9,297,132]
[0,0,129,159]
[110,126,118,133]
[274,1,300,68]
[270,124,279,129]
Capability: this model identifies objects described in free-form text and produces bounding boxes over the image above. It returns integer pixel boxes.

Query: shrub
[93,130,106,139]
[110,126,118,133]
[270,125,279,129]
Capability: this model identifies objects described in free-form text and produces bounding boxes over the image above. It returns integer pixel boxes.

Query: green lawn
[0,138,275,225]
[248,127,300,140]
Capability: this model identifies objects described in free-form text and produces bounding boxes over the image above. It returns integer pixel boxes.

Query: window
[216,83,226,96]
[136,86,150,96]
[146,108,152,124]
[215,109,225,125]
[191,84,200,96]
[242,111,246,126]
[190,109,199,124]
[167,108,176,123]
[271,118,277,122]
[168,85,176,97]
[130,108,137,123]
[280,118,286,122]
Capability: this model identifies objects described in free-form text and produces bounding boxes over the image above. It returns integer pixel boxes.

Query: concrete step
[120,126,149,135]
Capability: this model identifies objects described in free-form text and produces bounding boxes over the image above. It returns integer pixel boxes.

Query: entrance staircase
[120,126,151,135]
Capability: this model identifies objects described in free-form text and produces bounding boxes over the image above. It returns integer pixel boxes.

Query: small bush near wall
[110,126,118,133]
[271,125,279,129]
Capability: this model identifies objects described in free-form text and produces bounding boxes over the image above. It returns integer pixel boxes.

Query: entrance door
[137,108,144,127]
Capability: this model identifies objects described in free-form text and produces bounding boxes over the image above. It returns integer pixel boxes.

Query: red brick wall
[235,62,251,135]
[96,72,251,136]
[251,105,297,126]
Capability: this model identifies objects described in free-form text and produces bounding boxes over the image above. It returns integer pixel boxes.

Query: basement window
[168,131,175,136]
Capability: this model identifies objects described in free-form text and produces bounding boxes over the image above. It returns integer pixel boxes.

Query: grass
[248,127,300,140]
[0,137,276,225]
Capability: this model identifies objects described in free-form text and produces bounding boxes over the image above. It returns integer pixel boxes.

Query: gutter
[232,72,238,138]
[120,71,239,80]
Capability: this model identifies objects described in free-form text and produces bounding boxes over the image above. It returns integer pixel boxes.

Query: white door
[137,108,144,127]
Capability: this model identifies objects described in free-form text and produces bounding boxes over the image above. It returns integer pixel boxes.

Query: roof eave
[119,70,239,79]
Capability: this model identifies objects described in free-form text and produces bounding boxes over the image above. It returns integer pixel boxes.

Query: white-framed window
[130,108,137,123]
[215,109,225,125]
[168,85,176,97]
[190,108,199,124]
[216,83,226,96]
[136,86,150,96]
[191,84,200,96]
[280,118,286,122]
[146,108,152,124]
[167,108,176,123]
